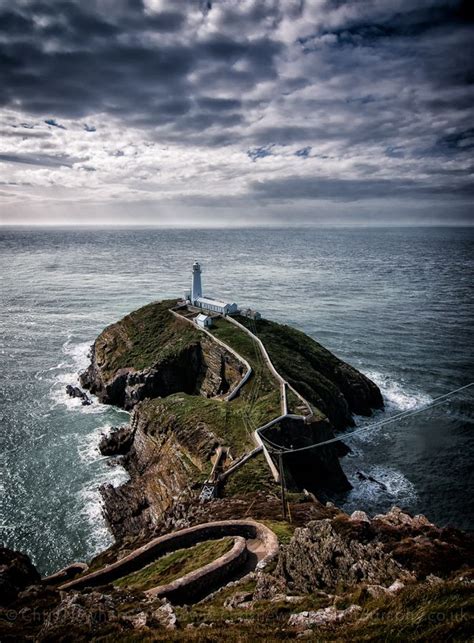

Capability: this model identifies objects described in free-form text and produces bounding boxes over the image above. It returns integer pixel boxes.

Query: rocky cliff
[1,503,472,641]
[78,300,385,539]
[80,300,244,410]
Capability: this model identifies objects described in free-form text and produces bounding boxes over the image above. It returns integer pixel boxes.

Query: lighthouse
[188,261,239,315]
[191,261,202,302]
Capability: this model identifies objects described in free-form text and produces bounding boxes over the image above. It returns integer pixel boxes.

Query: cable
[259,382,474,455]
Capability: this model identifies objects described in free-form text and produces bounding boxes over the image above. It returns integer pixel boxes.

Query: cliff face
[79,300,385,539]
[81,301,243,410]
[236,316,383,429]
[101,399,219,540]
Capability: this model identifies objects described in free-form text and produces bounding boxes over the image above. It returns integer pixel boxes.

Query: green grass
[210,317,279,397]
[95,300,201,377]
[234,315,353,428]
[223,452,276,496]
[149,387,281,459]
[114,538,234,591]
[261,520,295,544]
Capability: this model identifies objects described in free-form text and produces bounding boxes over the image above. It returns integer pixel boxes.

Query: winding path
[171,306,315,484]
[57,520,278,605]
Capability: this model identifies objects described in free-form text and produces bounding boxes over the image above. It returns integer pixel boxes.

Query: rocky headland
[1,300,472,641]
[79,299,383,538]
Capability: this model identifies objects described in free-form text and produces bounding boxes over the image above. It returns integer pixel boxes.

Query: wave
[77,423,109,464]
[348,370,432,445]
[38,335,131,559]
[42,337,106,414]
[363,369,432,412]
[78,463,129,557]
[342,464,418,515]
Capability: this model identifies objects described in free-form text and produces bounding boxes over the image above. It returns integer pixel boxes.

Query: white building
[196,313,213,329]
[188,261,238,316]
[241,308,261,321]
[191,260,202,302]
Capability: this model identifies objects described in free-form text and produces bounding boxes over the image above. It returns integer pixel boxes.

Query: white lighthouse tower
[191,261,202,304]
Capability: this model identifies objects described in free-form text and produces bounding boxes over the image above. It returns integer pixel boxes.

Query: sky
[0,0,473,226]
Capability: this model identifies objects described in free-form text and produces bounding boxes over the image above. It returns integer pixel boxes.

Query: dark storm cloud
[250,175,474,201]
[0,0,473,216]
[0,1,281,133]
[0,152,79,167]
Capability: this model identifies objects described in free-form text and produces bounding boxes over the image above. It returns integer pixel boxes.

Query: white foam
[344,464,417,511]
[363,370,432,412]
[40,334,131,555]
[78,460,129,556]
[44,338,107,414]
[77,423,115,463]
[62,338,92,373]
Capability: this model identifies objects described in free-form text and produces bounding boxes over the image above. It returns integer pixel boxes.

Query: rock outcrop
[99,425,134,456]
[65,384,92,405]
[77,300,386,538]
[0,548,41,605]
[80,300,243,410]
[275,518,410,594]
[257,506,474,599]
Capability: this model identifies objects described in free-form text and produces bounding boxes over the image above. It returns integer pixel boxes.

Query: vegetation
[133,315,285,460]
[335,579,474,641]
[223,453,276,495]
[114,538,234,591]
[235,315,357,428]
[96,300,201,377]
[170,577,473,641]
[261,520,295,544]
[210,317,277,394]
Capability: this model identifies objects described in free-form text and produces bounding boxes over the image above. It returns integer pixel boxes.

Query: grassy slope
[236,315,343,405]
[95,299,201,378]
[114,538,234,591]
[223,453,276,496]
[139,316,283,459]
[170,578,473,641]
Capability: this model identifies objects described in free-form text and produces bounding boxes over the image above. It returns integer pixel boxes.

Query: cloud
[0,152,78,167]
[250,174,474,202]
[0,0,472,223]
[45,119,66,130]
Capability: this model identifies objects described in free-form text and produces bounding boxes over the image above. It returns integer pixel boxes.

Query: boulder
[99,425,134,456]
[289,605,362,630]
[65,384,92,406]
[350,510,370,523]
[0,548,41,605]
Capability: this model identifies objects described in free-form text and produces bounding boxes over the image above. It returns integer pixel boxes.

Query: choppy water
[1,226,473,574]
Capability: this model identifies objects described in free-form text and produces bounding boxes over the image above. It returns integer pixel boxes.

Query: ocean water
[1,226,473,575]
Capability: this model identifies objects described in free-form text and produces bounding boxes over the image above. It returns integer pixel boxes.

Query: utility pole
[279,452,287,520]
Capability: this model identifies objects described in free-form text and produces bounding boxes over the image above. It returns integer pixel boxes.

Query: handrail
[169,308,316,484]
[169,308,252,401]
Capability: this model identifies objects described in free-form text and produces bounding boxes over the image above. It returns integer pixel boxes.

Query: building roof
[196,313,210,322]
[195,296,231,309]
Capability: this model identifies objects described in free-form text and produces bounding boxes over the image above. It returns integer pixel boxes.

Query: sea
[1,226,473,575]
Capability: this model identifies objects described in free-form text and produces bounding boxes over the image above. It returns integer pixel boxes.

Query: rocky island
[79,298,382,538]
[1,300,472,641]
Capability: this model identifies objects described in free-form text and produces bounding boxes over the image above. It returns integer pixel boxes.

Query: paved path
[170,306,315,484]
[58,519,279,605]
